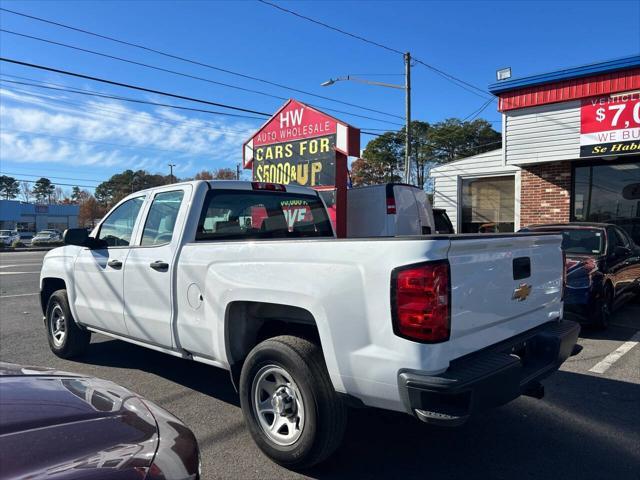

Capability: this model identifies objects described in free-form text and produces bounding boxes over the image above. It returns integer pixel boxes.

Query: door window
[141,190,185,246]
[97,197,144,247]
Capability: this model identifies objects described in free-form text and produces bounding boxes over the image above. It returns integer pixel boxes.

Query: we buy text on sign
[580,92,640,157]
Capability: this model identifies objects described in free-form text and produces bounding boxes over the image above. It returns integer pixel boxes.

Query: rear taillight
[391,260,450,343]
[252,182,286,191]
[386,195,396,214]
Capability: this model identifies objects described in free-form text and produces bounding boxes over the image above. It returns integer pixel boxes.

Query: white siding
[505,100,580,165]
[430,149,520,232]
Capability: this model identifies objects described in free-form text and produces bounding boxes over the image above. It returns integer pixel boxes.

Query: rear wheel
[46,289,90,358]
[239,335,346,469]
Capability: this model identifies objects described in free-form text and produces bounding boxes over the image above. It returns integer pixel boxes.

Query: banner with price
[580,92,640,157]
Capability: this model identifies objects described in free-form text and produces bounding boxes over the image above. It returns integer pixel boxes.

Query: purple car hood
[0,363,158,479]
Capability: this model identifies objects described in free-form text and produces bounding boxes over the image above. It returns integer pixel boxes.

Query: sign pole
[335,152,348,238]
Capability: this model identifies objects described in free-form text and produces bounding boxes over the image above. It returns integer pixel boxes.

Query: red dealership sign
[580,91,640,157]
[243,99,360,237]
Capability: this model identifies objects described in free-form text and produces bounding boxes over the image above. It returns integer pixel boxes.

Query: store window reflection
[573,161,640,244]
[461,176,515,233]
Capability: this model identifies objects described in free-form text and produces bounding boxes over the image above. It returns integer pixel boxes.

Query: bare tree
[20,181,32,202]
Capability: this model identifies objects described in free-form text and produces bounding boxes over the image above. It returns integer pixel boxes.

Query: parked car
[0,229,20,246]
[520,223,640,328]
[41,180,579,468]
[32,229,63,244]
[432,208,455,234]
[347,183,435,236]
[0,362,200,479]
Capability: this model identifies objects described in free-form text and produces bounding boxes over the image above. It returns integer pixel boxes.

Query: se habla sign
[580,92,640,157]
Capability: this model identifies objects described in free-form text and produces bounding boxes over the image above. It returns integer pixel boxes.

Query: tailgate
[447,233,564,355]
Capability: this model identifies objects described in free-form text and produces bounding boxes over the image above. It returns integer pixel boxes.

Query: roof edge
[488,54,640,95]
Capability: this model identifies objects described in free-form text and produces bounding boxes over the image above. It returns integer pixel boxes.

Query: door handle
[150,260,169,271]
[107,259,123,269]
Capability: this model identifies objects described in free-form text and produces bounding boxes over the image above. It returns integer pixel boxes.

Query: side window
[141,190,185,246]
[614,228,630,248]
[97,197,144,247]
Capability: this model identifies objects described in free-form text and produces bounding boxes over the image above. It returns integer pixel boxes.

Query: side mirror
[63,228,89,247]
[614,245,631,257]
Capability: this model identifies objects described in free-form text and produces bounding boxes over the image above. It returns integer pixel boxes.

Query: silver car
[0,230,21,246]
[31,230,62,244]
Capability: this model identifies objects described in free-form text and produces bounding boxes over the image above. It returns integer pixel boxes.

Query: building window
[17,216,36,233]
[461,176,515,233]
[572,159,640,244]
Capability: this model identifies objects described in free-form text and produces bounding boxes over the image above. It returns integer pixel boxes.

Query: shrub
[31,240,64,247]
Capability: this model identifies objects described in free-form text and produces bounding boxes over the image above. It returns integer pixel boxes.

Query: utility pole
[404,51,412,184]
[236,163,241,180]
[168,163,176,184]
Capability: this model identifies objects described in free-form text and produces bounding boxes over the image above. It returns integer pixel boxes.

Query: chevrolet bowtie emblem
[512,283,532,301]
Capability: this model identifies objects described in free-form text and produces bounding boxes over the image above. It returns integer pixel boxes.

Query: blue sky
[1,0,639,194]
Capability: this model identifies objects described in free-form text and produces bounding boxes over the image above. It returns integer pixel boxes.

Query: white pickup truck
[40,180,580,468]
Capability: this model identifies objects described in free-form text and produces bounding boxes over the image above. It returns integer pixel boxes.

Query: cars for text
[0,362,200,479]
[40,180,579,468]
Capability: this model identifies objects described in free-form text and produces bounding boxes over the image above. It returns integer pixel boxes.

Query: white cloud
[0,86,257,173]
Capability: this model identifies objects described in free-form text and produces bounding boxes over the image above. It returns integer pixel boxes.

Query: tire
[46,289,91,358]
[595,284,613,330]
[239,335,346,469]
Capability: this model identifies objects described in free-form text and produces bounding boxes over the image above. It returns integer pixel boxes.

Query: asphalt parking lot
[1,250,639,480]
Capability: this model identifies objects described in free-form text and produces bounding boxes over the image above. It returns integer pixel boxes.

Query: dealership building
[0,200,79,236]
[432,55,640,244]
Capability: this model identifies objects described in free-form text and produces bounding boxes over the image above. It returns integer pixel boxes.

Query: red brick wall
[520,161,572,227]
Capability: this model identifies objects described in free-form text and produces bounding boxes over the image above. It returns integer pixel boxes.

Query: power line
[257,0,404,55]
[256,0,493,100]
[0,29,404,125]
[2,75,404,135]
[463,98,494,121]
[1,128,215,156]
[0,7,403,120]
[8,177,103,189]
[412,59,494,100]
[0,57,272,117]
[1,75,255,134]
[0,171,103,183]
[0,78,266,120]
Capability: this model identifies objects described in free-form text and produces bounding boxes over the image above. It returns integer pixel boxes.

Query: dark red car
[0,363,199,479]
[520,223,640,328]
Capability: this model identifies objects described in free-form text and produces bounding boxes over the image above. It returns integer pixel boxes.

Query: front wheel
[46,289,91,358]
[594,285,613,330]
[239,335,346,469]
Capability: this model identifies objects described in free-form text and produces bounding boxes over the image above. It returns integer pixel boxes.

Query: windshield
[0,230,12,235]
[36,231,52,236]
[559,229,604,255]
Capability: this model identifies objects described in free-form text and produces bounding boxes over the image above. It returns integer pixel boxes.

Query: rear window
[560,229,604,255]
[196,189,333,241]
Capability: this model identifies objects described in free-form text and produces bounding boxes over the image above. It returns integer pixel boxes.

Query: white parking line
[589,332,640,374]
[0,292,39,298]
[0,264,43,268]
[0,272,40,275]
